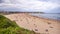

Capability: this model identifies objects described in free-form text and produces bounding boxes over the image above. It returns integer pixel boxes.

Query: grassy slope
[0,15,38,34]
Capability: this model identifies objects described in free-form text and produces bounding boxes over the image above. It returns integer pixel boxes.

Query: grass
[0,15,39,34]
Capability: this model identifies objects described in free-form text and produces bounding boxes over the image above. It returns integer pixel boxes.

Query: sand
[4,13,60,34]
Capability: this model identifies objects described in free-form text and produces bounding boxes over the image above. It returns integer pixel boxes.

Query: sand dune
[4,13,60,34]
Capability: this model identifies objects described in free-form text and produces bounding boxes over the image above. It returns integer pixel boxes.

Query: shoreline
[28,14,60,21]
[3,12,60,21]
[4,13,60,34]
[0,12,60,21]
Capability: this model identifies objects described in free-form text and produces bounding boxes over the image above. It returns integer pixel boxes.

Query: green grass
[0,15,39,34]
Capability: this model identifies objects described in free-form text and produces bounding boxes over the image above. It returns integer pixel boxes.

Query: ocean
[30,13,60,20]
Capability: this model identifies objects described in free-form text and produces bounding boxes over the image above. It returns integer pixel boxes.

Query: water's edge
[29,13,60,20]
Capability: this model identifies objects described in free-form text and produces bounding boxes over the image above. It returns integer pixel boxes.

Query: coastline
[4,13,60,34]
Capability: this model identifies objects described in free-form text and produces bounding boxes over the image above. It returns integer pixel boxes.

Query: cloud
[0,0,60,12]
[38,0,60,4]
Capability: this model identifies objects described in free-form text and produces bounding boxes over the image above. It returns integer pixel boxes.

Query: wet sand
[4,13,60,34]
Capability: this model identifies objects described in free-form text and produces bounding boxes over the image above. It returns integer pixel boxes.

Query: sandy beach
[4,13,60,34]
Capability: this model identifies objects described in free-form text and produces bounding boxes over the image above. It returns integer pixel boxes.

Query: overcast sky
[0,0,60,13]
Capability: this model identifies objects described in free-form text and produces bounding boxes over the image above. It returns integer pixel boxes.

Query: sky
[0,0,60,13]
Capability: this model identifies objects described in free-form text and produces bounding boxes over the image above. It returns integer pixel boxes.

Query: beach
[4,13,60,34]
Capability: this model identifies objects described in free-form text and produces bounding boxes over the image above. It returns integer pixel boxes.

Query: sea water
[30,13,60,20]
